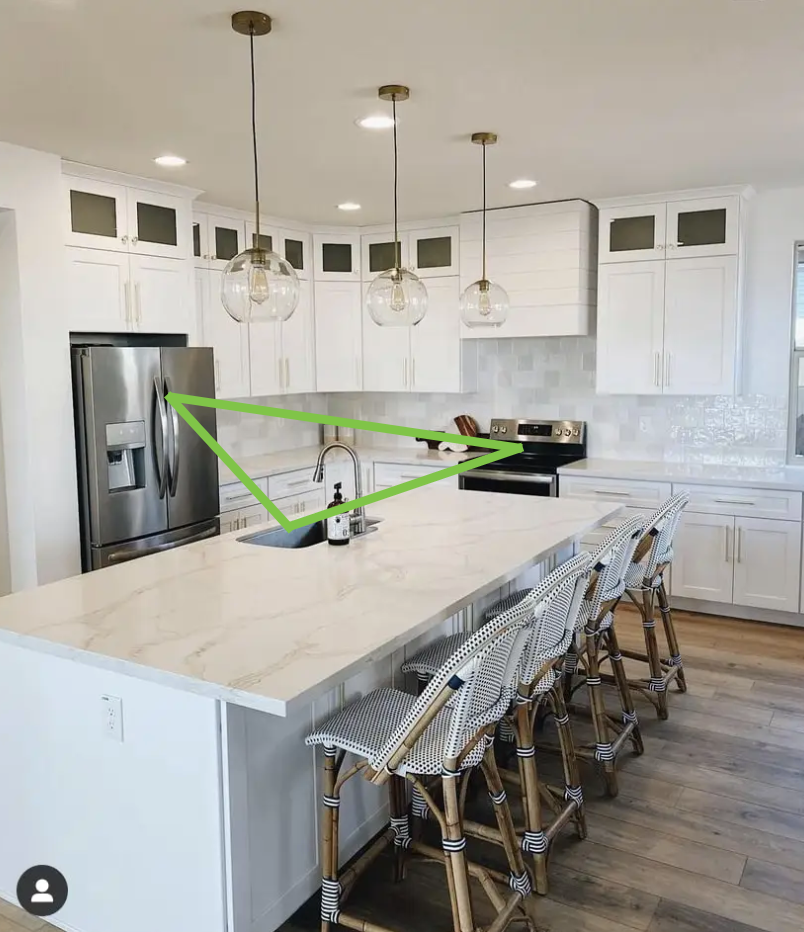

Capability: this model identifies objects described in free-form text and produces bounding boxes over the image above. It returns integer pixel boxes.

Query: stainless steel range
[458,419,587,498]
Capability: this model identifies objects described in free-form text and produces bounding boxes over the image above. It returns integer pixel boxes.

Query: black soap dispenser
[326,482,350,546]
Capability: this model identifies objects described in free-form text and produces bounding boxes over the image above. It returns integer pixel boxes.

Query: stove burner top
[479,418,588,475]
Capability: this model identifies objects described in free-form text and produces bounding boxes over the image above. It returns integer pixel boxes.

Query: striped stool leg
[481,743,540,929]
[320,747,343,932]
[585,631,619,797]
[548,681,587,840]
[658,579,687,694]
[638,586,669,720]
[440,764,476,932]
[388,774,410,883]
[513,702,549,895]
[605,624,644,757]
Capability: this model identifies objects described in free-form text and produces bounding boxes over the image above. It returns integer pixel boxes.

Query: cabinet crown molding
[62,160,204,200]
[594,184,754,209]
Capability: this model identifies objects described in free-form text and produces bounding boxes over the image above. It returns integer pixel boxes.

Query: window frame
[787,242,804,464]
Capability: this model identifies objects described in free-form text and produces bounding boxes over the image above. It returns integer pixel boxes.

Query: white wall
[0,143,81,588]
[0,640,227,932]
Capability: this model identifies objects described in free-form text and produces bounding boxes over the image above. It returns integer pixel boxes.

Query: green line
[166,393,523,532]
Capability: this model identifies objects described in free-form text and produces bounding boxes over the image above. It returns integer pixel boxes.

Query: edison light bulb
[366,267,427,327]
[221,247,299,323]
[460,279,509,328]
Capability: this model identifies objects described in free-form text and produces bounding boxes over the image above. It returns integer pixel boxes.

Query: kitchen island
[0,488,619,932]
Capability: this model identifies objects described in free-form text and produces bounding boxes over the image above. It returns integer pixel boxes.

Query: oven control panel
[489,419,586,444]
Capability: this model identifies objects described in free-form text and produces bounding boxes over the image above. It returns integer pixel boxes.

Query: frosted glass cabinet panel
[314,233,361,281]
[665,196,739,258]
[599,204,666,263]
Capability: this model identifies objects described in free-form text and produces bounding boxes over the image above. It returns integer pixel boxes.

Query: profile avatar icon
[31,879,54,904]
[16,865,67,917]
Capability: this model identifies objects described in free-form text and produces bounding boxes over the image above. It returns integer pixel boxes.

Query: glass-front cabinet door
[665,196,739,259]
[409,226,459,278]
[279,229,310,280]
[128,189,186,259]
[245,219,277,258]
[65,177,129,251]
[210,217,245,271]
[361,232,410,277]
[599,204,667,263]
[313,233,361,282]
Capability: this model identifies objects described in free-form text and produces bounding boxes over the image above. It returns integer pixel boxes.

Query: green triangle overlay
[165,393,524,533]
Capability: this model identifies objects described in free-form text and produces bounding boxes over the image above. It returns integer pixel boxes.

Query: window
[789,244,804,460]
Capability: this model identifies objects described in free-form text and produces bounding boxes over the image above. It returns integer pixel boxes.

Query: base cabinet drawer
[674,484,803,521]
[560,476,672,511]
[374,461,457,489]
[220,477,269,513]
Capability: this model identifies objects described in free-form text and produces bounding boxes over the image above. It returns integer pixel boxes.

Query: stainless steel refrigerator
[72,346,220,571]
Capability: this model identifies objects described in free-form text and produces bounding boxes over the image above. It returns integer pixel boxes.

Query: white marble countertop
[559,458,804,493]
[218,444,482,486]
[0,489,619,716]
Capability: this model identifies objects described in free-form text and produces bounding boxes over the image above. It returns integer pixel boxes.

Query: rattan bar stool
[562,516,645,797]
[620,492,690,720]
[306,598,541,932]
[400,554,593,896]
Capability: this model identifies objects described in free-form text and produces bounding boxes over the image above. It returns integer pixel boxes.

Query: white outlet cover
[101,694,123,742]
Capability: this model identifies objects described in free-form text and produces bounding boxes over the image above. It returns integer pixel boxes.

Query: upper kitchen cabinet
[599,193,741,263]
[196,269,251,400]
[245,218,278,255]
[278,228,311,280]
[250,280,315,396]
[361,225,459,280]
[459,201,597,339]
[596,187,747,396]
[314,281,362,391]
[313,233,361,282]
[194,212,246,271]
[361,232,410,279]
[64,168,193,260]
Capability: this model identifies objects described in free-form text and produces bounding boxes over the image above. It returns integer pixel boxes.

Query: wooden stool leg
[585,631,619,797]
[320,749,343,932]
[481,744,540,929]
[388,775,410,883]
[513,703,548,895]
[605,625,644,756]
[548,680,587,840]
[441,769,476,932]
[638,586,669,720]
[658,579,687,693]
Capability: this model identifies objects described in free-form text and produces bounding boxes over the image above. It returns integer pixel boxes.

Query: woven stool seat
[306,687,488,777]
[401,633,469,680]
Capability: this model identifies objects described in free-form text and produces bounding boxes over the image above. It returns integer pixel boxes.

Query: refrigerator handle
[106,524,219,564]
[153,376,169,499]
[165,376,180,497]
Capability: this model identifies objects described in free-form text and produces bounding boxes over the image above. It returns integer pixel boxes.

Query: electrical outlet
[101,695,123,742]
[639,416,650,434]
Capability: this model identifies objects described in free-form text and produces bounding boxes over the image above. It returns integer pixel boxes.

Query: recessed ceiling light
[153,154,187,167]
[337,202,362,211]
[508,179,538,190]
[356,115,395,130]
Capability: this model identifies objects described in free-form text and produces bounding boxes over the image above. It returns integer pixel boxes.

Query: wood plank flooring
[2,608,803,932]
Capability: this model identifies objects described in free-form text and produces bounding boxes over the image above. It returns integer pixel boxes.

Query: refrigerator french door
[72,346,220,571]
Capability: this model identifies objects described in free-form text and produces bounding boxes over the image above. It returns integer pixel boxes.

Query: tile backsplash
[216,340,788,467]
[328,338,789,467]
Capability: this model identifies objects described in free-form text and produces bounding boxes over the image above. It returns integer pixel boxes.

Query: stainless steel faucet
[312,442,366,535]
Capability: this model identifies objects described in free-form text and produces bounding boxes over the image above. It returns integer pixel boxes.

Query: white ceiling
[1,0,802,224]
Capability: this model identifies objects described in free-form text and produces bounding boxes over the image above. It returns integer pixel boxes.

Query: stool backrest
[632,492,690,583]
[518,553,592,685]
[372,598,533,775]
[585,515,645,622]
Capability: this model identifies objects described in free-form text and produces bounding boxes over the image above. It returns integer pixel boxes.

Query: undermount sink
[238,516,383,550]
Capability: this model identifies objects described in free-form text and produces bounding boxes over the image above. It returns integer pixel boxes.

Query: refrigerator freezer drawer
[90,518,219,570]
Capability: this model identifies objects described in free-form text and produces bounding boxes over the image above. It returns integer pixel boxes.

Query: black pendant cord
[481,141,487,283]
[393,96,399,271]
[250,23,261,244]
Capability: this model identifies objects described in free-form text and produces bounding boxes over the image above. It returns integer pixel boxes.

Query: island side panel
[0,641,227,932]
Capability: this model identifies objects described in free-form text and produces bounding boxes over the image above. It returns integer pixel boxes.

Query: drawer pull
[223,492,255,503]
[285,478,310,487]
[714,498,756,506]
[593,489,632,497]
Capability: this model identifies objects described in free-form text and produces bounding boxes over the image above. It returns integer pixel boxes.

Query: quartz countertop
[218,445,483,486]
[0,489,619,716]
[558,458,804,493]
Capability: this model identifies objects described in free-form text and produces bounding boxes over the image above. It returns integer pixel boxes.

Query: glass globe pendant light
[366,85,428,327]
[222,12,299,324]
[461,132,509,328]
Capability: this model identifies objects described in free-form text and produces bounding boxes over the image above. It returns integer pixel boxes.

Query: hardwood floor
[2,609,803,932]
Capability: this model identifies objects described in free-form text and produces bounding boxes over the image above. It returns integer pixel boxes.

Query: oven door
[459,468,557,497]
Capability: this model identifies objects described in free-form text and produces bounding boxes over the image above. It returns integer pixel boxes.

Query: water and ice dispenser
[105,421,146,492]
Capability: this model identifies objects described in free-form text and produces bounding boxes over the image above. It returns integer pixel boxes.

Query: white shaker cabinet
[196,269,251,400]
[671,512,735,603]
[248,281,315,397]
[313,233,361,282]
[662,256,738,395]
[732,517,802,614]
[314,281,363,392]
[130,254,193,334]
[193,213,246,271]
[596,261,666,395]
[598,203,667,263]
[361,283,409,393]
[66,247,131,332]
